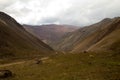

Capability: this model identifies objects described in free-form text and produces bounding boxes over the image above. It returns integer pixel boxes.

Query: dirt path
[0,61,29,68]
[0,57,49,68]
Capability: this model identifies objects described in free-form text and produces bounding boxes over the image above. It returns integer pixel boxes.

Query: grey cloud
[0,0,120,26]
[39,17,59,24]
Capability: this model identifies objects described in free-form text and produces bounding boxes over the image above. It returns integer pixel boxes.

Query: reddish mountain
[23,24,79,44]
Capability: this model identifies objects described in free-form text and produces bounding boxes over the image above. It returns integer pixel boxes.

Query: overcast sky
[0,0,120,26]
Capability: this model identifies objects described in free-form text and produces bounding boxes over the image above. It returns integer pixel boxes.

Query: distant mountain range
[23,24,79,45]
[0,12,54,59]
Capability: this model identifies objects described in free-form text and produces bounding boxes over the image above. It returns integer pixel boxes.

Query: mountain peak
[0,12,18,26]
[0,12,12,20]
[101,18,112,22]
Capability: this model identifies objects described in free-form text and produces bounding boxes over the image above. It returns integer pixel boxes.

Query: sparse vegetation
[0,12,120,80]
[0,52,120,80]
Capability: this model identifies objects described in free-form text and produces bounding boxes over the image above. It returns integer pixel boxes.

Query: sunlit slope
[54,18,112,51]
[72,17,120,53]
[88,19,120,53]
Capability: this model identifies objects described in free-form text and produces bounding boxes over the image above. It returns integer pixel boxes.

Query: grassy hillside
[53,17,120,53]
[1,51,120,80]
[0,12,54,60]
[88,18,120,53]
[53,18,112,51]
[72,17,120,53]
[88,28,120,53]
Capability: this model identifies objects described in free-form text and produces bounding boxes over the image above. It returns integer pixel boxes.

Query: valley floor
[0,52,120,80]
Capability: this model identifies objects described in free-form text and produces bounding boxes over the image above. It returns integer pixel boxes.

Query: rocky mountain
[0,12,54,59]
[23,24,78,45]
[54,17,120,53]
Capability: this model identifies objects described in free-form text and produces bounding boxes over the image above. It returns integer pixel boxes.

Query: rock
[83,50,87,53]
[34,59,42,64]
[0,70,12,78]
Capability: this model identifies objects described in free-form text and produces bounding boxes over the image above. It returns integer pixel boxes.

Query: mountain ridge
[52,17,120,53]
[23,24,79,45]
[0,12,54,59]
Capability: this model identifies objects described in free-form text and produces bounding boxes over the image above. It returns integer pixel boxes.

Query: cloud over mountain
[0,0,120,26]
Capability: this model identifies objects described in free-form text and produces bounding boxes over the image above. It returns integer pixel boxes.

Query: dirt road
[0,61,28,68]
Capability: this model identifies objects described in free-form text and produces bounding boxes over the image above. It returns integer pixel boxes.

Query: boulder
[0,70,12,78]
[34,59,42,64]
[83,50,88,53]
